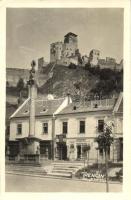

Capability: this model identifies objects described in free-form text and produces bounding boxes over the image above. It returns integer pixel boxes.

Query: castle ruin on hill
[49,32,123,71]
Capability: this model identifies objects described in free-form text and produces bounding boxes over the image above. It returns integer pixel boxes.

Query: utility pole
[105,147,109,192]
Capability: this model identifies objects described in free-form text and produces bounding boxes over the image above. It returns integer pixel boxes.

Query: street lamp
[94,142,99,168]
[83,144,91,169]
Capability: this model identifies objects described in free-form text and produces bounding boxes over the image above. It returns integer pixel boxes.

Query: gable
[10,97,66,119]
[113,92,123,113]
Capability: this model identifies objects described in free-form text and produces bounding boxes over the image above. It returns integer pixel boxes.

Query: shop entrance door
[77,145,81,159]
[119,138,123,161]
[57,143,67,160]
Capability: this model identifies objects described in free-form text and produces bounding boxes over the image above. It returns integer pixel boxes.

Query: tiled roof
[11,98,64,118]
[58,99,116,115]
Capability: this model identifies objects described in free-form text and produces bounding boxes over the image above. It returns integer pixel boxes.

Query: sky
[6,8,123,69]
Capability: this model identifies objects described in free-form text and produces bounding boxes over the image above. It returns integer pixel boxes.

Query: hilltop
[6,63,123,104]
[39,63,123,100]
[38,64,98,100]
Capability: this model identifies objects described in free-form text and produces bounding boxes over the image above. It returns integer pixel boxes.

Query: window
[98,120,104,132]
[63,122,68,134]
[42,122,48,134]
[17,124,22,135]
[80,121,85,134]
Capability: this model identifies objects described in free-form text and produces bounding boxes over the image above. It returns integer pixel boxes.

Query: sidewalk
[5,163,122,184]
[6,170,122,184]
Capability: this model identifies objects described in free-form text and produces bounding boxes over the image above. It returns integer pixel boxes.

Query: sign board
[76,139,90,144]
[56,134,66,143]
[81,172,105,182]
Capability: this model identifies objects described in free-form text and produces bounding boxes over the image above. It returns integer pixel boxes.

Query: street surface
[6,173,122,192]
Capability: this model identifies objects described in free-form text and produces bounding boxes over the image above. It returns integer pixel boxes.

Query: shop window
[79,120,85,134]
[98,119,104,132]
[6,125,10,136]
[63,122,68,134]
[17,123,22,135]
[99,147,110,158]
[99,148,104,156]
[42,122,48,134]
[8,141,19,156]
[40,142,51,159]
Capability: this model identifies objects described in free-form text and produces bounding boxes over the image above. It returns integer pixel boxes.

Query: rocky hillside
[6,63,123,103]
[39,64,99,100]
[6,63,123,124]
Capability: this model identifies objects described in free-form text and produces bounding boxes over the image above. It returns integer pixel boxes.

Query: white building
[9,95,72,159]
[55,93,123,162]
[8,91,123,162]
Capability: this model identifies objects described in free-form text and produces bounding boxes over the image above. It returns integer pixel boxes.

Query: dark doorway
[57,143,67,160]
[40,141,51,159]
[119,138,123,161]
[77,145,81,159]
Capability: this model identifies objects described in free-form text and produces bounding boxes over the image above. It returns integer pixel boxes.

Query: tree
[17,78,24,98]
[95,123,114,192]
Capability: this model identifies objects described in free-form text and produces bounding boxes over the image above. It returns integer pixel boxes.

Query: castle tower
[64,32,78,49]
[89,49,100,66]
[63,32,78,58]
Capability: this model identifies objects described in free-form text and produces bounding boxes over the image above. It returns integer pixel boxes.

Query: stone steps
[53,167,78,172]
[52,169,74,174]
[47,172,72,178]
[6,161,84,179]
[46,162,84,178]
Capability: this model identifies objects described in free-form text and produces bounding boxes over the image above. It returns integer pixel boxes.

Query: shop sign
[68,140,76,144]
[77,139,90,143]
[56,134,66,143]
[77,139,85,143]
[81,172,105,182]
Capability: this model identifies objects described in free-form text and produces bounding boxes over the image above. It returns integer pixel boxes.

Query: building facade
[9,90,123,162]
[9,94,72,159]
[54,94,123,162]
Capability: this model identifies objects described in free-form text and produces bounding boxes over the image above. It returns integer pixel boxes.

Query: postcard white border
[0,0,131,200]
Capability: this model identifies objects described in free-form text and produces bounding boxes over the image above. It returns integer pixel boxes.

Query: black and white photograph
[2,1,129,194]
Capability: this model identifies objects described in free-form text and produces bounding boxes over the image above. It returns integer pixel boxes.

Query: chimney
[28,60,37,137]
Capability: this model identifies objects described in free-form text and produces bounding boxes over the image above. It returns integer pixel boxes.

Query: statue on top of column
[28,60,36,86]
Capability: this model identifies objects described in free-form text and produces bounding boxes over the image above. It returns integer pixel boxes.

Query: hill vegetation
[6,63,123,103]
[6,63,123,123]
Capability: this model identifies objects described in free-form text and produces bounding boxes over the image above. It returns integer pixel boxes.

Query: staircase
[6,161,84,179]
[47,161,84,178]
